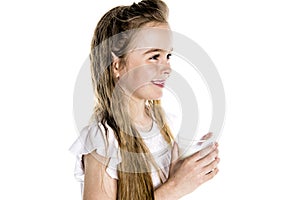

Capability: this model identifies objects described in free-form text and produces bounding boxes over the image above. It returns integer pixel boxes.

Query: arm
[154,142,220,200]
[154,179,180,200]
[83,152,117,200]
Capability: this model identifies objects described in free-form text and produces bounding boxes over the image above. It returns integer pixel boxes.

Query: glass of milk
[177,136,214,159]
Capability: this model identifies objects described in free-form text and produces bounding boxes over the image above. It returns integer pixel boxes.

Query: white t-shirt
[69,115,179,191]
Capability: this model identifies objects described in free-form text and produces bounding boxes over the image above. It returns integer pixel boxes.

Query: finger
[200,157,220,175]
[169,142,182,176]
[170,142,180,171]
[202,168,219,183]
[189,143,217,162]
[196,148,219,167]
[171,142,179,162]
[200,132,213,140]
[196,132,213,145]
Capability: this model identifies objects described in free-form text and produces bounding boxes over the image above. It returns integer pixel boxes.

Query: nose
[160,62,172,78]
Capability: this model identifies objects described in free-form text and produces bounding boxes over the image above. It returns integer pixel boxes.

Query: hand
[168,133,220,199]
[169,132,214,176]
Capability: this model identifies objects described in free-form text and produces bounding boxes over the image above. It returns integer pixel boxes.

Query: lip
[151,79,166,88]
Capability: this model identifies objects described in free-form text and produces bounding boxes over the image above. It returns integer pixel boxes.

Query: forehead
[130,24,173,52]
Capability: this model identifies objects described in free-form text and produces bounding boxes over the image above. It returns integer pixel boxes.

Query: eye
[149,54,160,60]
[167,53,172,59]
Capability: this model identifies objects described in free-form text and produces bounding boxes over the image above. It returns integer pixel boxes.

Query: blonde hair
[89,0,173,199]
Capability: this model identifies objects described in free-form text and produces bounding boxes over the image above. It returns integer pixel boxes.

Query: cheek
[133,65,156,81]
[123,65,157,89]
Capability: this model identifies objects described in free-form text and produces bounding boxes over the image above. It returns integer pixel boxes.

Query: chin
[149,97,162,101]
[135,87,164,100]
[148,92,163,100]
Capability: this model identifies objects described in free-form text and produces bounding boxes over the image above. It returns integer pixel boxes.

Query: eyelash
[149,53,172,60]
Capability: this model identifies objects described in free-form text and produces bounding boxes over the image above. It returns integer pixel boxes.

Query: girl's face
[116,23,173,101]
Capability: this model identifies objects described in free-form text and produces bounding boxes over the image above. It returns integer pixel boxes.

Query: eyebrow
[143,48,173,55]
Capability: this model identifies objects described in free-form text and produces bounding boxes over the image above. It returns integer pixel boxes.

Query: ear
[111,51,119,62]
[111,52,120,79]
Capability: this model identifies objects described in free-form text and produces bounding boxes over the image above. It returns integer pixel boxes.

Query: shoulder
[69,122,121,181]
[69,121,119,157]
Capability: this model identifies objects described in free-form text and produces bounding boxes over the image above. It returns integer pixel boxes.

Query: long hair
[90,0,173,199]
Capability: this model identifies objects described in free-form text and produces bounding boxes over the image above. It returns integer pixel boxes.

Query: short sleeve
[69,122,121,183]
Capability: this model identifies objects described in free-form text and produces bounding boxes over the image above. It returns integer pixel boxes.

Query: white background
[0,0,299,199]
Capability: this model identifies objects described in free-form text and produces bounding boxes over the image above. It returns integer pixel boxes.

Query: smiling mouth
[151,79,166,88]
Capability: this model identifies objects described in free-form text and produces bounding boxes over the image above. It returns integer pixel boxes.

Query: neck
[127,97,153,131]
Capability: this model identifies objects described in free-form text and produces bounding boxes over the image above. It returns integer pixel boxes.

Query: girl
[70,0,220,199]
